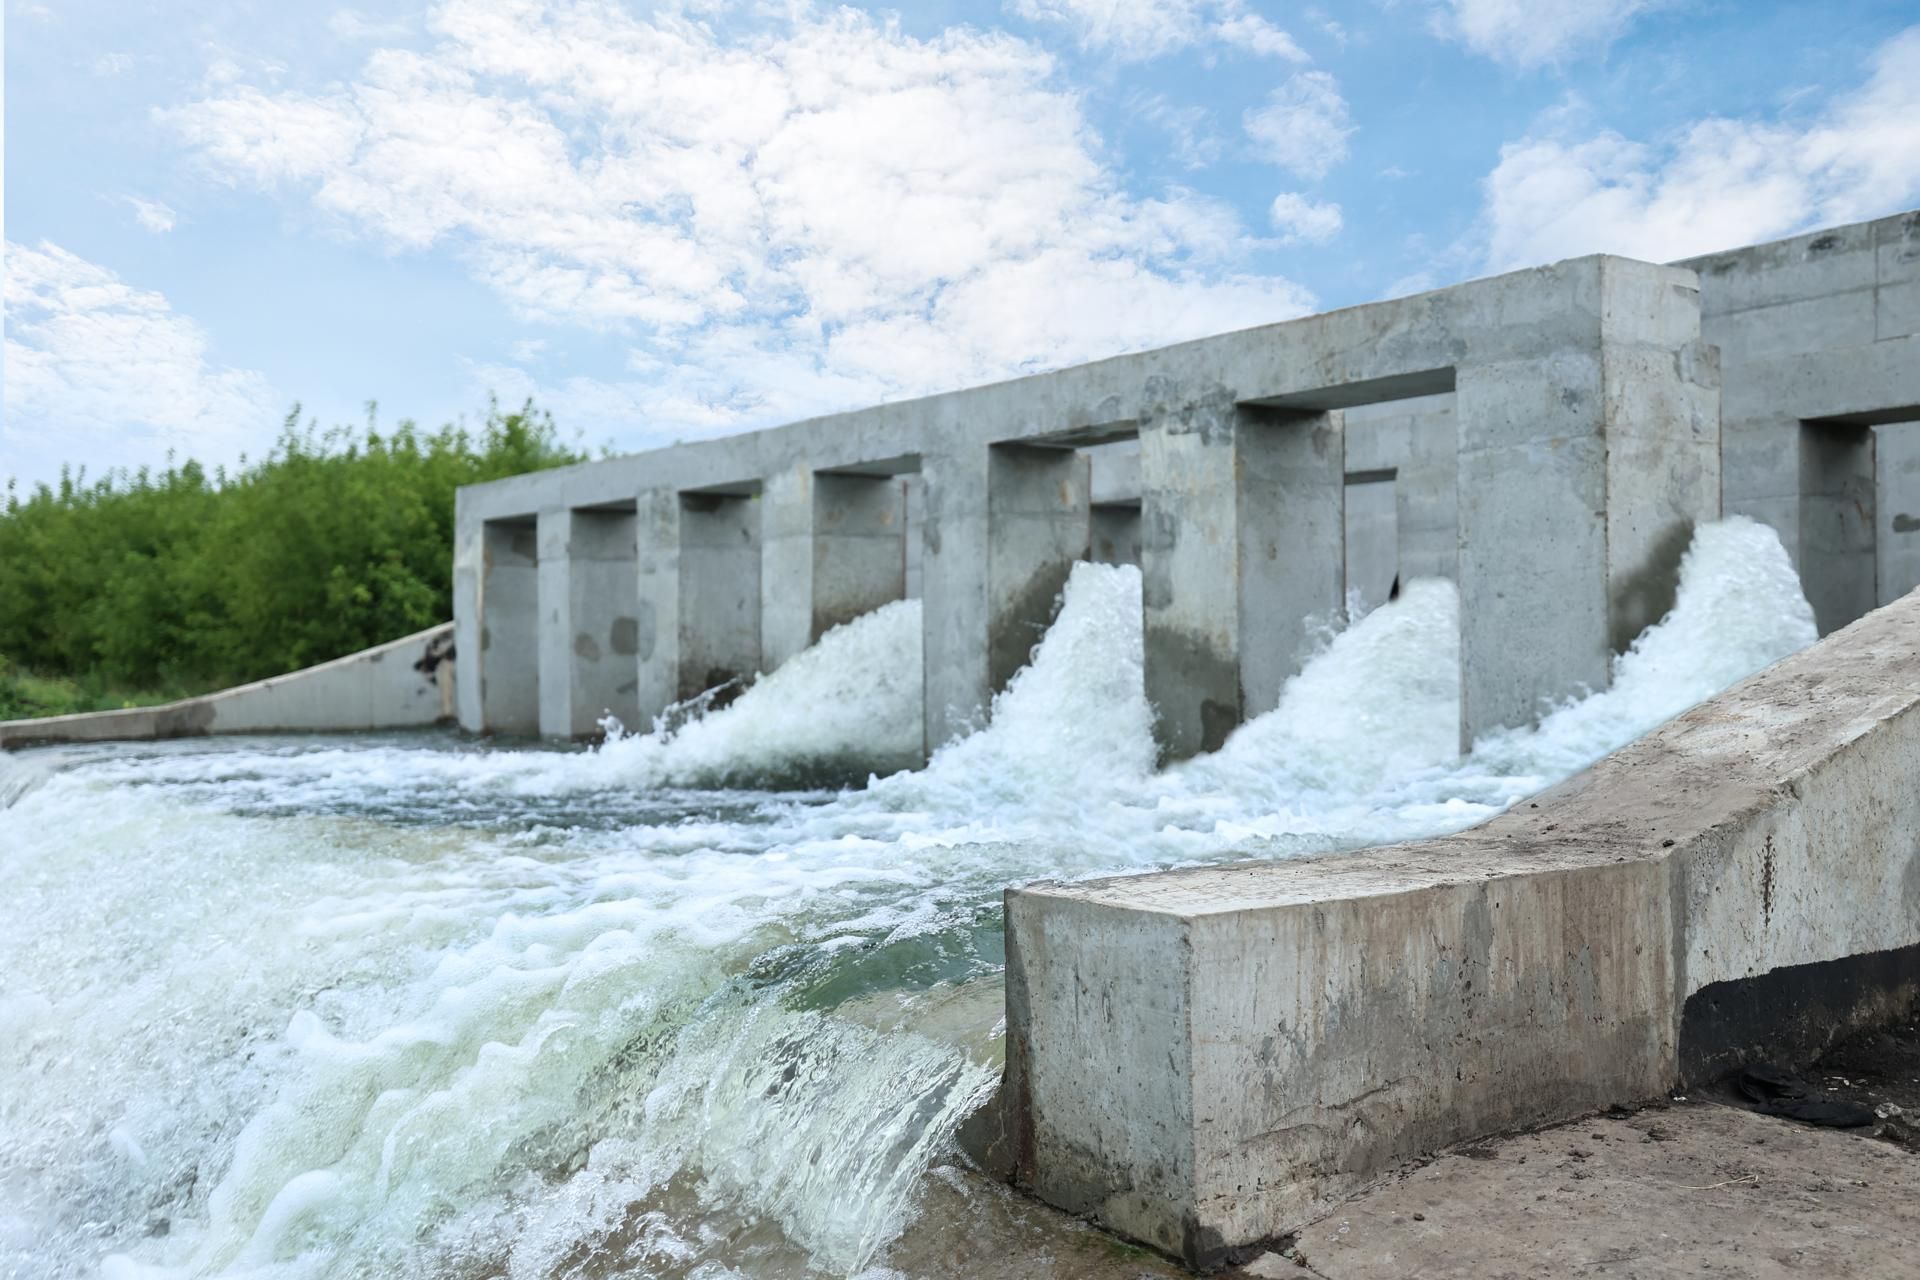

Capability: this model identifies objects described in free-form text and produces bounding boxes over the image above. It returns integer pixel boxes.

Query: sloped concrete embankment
[988,588,1920,1270]
[0,624,455,749]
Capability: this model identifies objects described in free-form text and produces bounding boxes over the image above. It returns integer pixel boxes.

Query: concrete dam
[2,210,1917,1279]
[454,211,1920,761]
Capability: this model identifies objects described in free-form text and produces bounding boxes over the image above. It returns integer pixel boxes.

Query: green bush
[0,401,581,691]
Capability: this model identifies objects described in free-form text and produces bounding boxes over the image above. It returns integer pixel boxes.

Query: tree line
[0,402,582,697]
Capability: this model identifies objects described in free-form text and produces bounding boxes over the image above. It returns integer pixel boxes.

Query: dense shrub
[0,402,581,690]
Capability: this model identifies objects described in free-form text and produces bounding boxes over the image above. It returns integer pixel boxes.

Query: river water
[0,517,1817,1280]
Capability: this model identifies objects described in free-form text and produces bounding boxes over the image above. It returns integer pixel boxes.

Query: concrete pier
[479,519,539,736]
[538,507,641,738]
[994,585,1920,1269]
[453,210,1920,759]
[1139,402,1345,759]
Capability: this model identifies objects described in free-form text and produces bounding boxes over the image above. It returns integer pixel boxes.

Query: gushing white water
[592,597,927,790]
[0,517,1818,1280]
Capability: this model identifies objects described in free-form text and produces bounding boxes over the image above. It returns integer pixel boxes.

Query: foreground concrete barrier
[0,624,455,749]
[991,589,1920,1269]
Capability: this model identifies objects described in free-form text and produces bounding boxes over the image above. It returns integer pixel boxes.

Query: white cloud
[92,52,136,77]
[1433,0,1672,68]
[3,241,281,488]
[1125,92,1223,169]
[1244,71,1353,179]
[1008,0,1306,63]
[1482,25,1920,269]
[167,0,1313,447]
[125,196,177,234]
[1213,10,1309,61]
[1268,192,1342,243]
[329,8,415,41]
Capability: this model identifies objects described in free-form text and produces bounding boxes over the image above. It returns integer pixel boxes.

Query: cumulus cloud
[164,0,1313,445]
[1433,0,1672,68]
[1244,71,1353,179]
[1008,0,1306,63]
[1482,25,1920,269]
[1268,192,1342,243]
[3,241,281,488]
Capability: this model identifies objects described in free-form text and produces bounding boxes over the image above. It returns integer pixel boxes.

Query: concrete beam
[1140,400,1345,761]
[479,519,540,735]
[995,586,1920,1269]
[761,467,907,669]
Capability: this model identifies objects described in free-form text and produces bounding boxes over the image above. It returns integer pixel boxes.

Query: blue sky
[6,0,1920,490]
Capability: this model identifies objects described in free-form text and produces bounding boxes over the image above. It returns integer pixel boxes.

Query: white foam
[0,518,1820,1279]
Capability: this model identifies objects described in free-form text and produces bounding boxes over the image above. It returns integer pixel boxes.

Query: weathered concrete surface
[1256,1101,1920,1280]
[1681,211,1920,634]
[480,518,540,735]
[1141,402,1346,759]
[0,624,455,749]
[1877,422,1920,605]
[999,586,1920,1268]
[678,491,762,701]
[452,249,1738,756]
[538,506,641,738]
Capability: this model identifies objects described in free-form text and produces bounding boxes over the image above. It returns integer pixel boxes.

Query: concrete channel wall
[0,624,455,750]
[456,251,1725,759]
[991,587,1920,1269]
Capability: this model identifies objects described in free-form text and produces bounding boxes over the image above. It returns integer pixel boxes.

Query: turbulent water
[0,517,1817,1280]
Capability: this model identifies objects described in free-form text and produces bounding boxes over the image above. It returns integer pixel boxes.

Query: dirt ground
[1238,1016,1920,1279]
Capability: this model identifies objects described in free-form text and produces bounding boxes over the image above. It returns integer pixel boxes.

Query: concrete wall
[993,587,1920,1268]
[457,249,1728,758]
[0,624,456,750]
[1680,211,1920,634]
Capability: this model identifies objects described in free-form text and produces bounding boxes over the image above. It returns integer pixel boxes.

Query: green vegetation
[0,657,199,719]
[0,402,581,701]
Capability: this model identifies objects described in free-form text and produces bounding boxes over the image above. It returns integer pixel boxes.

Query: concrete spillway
[454,210,1920,769]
